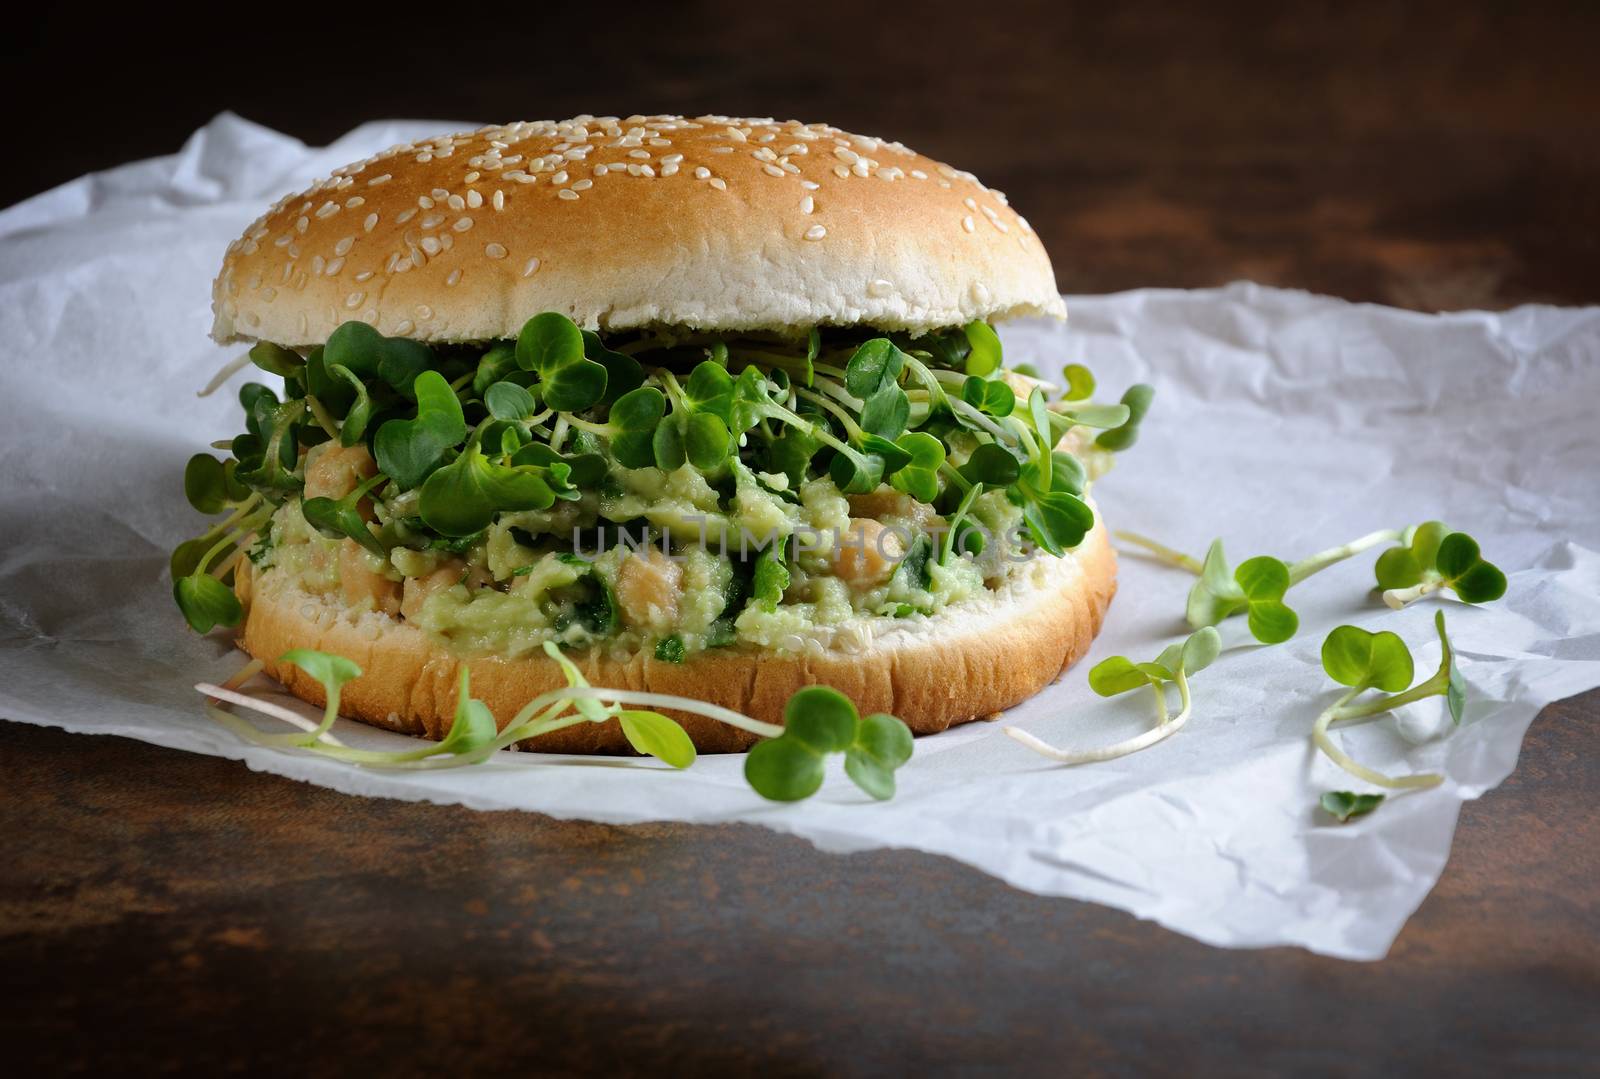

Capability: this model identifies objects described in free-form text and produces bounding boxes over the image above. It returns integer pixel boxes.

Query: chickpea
[401,558,468,620]
[338,539,401,615]
[832,518,905,589]
[847,488,945,531]
[615,548,682,630]
[305,444,378,518]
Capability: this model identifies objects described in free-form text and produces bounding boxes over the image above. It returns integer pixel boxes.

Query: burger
[180,114,1134,755]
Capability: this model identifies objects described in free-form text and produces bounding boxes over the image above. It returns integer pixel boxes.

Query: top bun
[212,115,1065,346]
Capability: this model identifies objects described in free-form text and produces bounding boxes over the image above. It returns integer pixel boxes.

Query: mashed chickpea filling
[185,313,1143,657]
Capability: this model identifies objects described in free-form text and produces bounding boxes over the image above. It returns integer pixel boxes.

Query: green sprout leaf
[326,364,375,446]
[887,432,945,502]
[1185,541,1299,643]
[962,375,1016,417]
[617,710,697,768]
[1094,384,1155,451]
[471,342,520,397]
[419,443,562,537]
[1321,625,1415,691]
[1320,791,1385,823]
[1377,523,1506,609]
[373,370,467,490]
[517,312,607,412]
[745,687,913,802]
[1061,363,1095,401]
[581,330,645,405]
[962,321,1003,376]
[301,474,387,557]
[485,380,538,421]
[174,572,242,633]
[324,321,433,398]
[248,341,303,378]
[184,454,233,514]
[959,443,1022,487]
[605,386,667,469]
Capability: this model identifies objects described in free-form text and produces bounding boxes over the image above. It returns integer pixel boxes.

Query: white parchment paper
[3,115,1597,960]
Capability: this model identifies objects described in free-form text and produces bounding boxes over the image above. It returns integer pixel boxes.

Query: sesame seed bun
[233,515,1116,753]
[212,115,1066,346]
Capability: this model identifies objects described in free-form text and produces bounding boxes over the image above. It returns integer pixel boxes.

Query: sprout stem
[305,394,341,440]
[197,352,254,397]
[1311,686,1444,789]
[1383,577,1444,610]
[1113,531,1203,574]
[1004,668,1193,764]
[1287,528,1404,585]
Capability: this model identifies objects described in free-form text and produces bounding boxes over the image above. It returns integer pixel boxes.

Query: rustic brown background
[3,2,1596,1074]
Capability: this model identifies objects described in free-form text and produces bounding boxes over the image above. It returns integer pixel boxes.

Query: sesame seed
[345,291,365,308]
[415,304,434,319]
[295,216,309,233]
[311,255,326,274]
[964,196,978,210]
[315,201,339,218]
[466,189,483,208]
[484,243,508,259]
[363,212,379,233]
[763,163,784,177]
[492,190,505,211]
[522,256,541,277]
[553,170,569,184]
[396,208,417,224]
[800,195,815,213]
[420,237,441,256]
[694,166,711,179]
[344,196,365,209]
[962,216,976,233]
[447,194,465,211]
[446,269,463,286]
[418,196,435,209]
[420,213,445,229]
[804,224,826,241]
[325,257,346,276]
[852,160,870,177]
[709,177,727,191]
[354,271,373,282]
[867,279,893,297]
[800,179,820,191]
[432,188,450,200]
[368,174,392,186]
[465,171,481,183]
[911,169,928,180]
[394,319,415,335]
[558,189,579,200]
[572,178,593,190]
[333,236,354,256]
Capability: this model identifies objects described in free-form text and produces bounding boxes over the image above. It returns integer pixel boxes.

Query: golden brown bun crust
[237,521,1115,754]
[212,115,1065,346]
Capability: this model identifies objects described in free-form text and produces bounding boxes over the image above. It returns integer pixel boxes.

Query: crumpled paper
[2,114,1597,960]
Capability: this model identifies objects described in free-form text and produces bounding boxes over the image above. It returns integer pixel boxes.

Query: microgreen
[1375,522,1507,609]
[961,375,1015,417]
[1094,384,1154,451]
[962,320,1003,376]
[1006,627,1221,763]
[1320,791,1385,823]
[1311,611,1466,790]
[744,686,914,801]
[301,473,388,557]
[1184,541,1299,643]
[174,572,242,634]
[1061,363,1095,401]
[580,329,646,405]
[419,432,574,537]
[1120,522,1506,643]
[887,432,945,502]
[373,370,466,490]
[324,321,433,399]
[517,312,608,412]
[752,547,790,611]
[248,341,303,378]
[201,645,914,802]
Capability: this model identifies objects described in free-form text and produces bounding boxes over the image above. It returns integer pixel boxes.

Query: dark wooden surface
[4,3,1598,1075]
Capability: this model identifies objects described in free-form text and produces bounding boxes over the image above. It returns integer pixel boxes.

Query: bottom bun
[238,517,1116,753]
